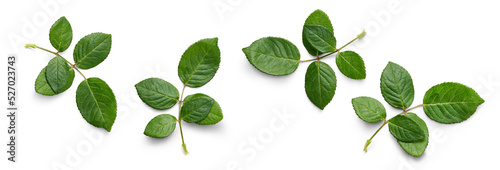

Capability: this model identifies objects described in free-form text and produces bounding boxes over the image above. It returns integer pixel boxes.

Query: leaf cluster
[243,9,367,109]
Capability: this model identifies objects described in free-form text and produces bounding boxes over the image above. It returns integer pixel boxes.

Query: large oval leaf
[388,114,425,143]
[73,32,112,69]
[380,62,414,109]
[243,37,300,76]
[49,16,72,52]
[305,61,337,110]
[351,96,386,123]
[46,56,74,94]
[336,51,366,79]
[302,9,334,56]
[135,78,179,110]
[196,99,223,125]
[423,82,484,124]
[35,66,74,96]
[178,37,221,87]
[397,113,429,157]
[303,25,336,54]
[180,93,214,123]
[144,114,177,138]
[76,78,117,132]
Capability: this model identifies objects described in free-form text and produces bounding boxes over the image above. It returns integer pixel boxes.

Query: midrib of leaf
[75,36,109,65]
[136,86,178,101]
[184,44,215,86]
[181,99,212,120]
[338,53,362,75]
[358,102,384,120]
[55,24,69,51]
[390,122,421,137]
[316,62,323,105]
[390,65,406,109]
[246,49,299,62]
[84,80,106,124]
[306,27,334,50]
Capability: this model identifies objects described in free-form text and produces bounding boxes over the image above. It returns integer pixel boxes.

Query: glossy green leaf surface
[76,78,117,132]
[243,37,300,76]
[144,114,177,138]
[196,100,223,125]
[180,93,214,123]
[302,9,334,56]
[336,51,366,79]
[423,82,484,124]
[49,16,72,52]
[398,113,429,157]
[388,115,425,143]
[46,56,74,94]
[178,37,221,87]
[305,61,337,110]
[35,66,74,96]
[352,96,386,123]
[303,25,336,54]
[73,32,112,69]
[380,62,414,109]
[135,78,179,110]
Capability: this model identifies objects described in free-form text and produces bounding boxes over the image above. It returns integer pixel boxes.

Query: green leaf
[46,56,74,94]
[423,82,484,124]
[76,78,117,132]
[196,100,223,125]
[303,25,336,54]
[305,61,337,110]
[380,62,414,109]
[73,32,112,69]
[178,37,221,87]
[180,93,214,123]
[144,114,177,138]
[351,96,386,123]
[336,51,366,79]
[243,37,300,76]
[35,66,74,96]
[398,113,429,157]
[388,115,425,143]
[49,16,72,52]
[302,9,334,56]
[135,78,179,110]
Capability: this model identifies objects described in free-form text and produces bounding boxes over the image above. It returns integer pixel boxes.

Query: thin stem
[399,104,424,115]
[178,84,188,154]
[300,29,366,63]
[25,44,87,80]
[364,121,388,152]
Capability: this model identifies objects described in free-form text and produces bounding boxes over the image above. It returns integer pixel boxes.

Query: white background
[1,0,500,169]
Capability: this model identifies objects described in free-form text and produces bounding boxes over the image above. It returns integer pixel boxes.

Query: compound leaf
[49,16,72,52]
[135,78,179,110]
[74,32,112,69]
[144,114,177,138]
[76,77,117,132]
[423,82,484,124]
[336,51,366,79]
[178,37,221,87]
[380,62,414,109]
[243,37,300,76]
[305,61,337,110]
[352,96,386,123]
